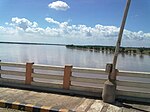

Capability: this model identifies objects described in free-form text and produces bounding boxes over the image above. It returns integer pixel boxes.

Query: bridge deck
[0,87,149,112]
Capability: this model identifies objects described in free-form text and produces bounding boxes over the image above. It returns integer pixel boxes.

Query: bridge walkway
[0,87,150,112]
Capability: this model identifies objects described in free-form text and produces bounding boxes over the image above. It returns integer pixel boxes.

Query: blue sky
[0,0,150,47]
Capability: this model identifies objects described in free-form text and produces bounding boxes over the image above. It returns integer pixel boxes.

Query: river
[0,43,150,72]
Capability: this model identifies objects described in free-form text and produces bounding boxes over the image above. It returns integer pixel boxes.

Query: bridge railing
[116,70,150,100]
[70,67,107,95]
[0,61,107,96]
[0,61,26,84]
[32,63,64,89]
[0,61,150,101]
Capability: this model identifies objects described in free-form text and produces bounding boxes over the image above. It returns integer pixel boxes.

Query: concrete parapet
[102,80,116,103]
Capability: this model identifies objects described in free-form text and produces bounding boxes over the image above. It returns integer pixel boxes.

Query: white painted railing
[116,70,150,99]
[0,61,150,101]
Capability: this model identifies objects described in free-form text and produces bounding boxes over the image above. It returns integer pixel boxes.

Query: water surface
[0,44,149,72]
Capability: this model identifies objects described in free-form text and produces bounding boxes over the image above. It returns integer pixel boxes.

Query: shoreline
[66,44,150,55]
[0,42,150,55]
[0,41,66,46]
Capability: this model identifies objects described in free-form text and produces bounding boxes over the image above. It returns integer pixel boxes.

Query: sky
[0,0,150,47]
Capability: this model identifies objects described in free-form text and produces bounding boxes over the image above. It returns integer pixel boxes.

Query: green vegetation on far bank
[66,44,150,55]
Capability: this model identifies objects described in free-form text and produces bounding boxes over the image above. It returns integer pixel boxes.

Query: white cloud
[45,18,60,24]
[48,1,70,11]
[45,17,69,28]
[7,17,38,30]
[1,17,150,47]
[32,22,38,28]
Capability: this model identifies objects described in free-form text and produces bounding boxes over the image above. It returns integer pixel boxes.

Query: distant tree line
[66,45,150,55]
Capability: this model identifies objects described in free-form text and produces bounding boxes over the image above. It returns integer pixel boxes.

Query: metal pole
[110,0,131,80]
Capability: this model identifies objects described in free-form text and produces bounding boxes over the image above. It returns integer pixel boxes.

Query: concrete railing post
[0,60,1,78]
[63,65,73,89]
[102,63,118,103]
[25,62,34,85]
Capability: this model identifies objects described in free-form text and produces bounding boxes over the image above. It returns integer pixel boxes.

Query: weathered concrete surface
[0,87,150,112]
